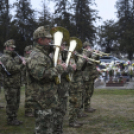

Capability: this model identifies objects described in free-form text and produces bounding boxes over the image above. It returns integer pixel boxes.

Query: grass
[0,87,134,134]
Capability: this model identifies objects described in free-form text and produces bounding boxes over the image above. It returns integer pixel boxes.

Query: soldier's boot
[69,121,83,128]
[7,120,21,126]
[56,127,63,134]
[77,112,88,118]
[0,106,4,108]
[13,117,23,124]
[25,109,34,117]
[84,108,96,113]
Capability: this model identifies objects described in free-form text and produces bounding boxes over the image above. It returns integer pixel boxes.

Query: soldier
[69,49,88,128]
[0,63,4,109]
[23,45,34,117]
[81,41,99,113]
[1,39,26,125]
[55,43,76,133]
[26,26,66,134]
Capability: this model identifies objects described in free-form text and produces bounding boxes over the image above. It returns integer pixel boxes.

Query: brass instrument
[65,37,82,66]
[97,51,109,56]
[50,26,70,84]
[74,51,101,64]
[83,49,109,57]
[65,37,82,81]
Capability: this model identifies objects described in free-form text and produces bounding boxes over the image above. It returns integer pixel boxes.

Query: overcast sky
[10,0,118,25]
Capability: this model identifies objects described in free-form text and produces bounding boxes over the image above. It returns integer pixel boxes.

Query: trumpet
[97,51,109,56]
[83,49,103,57]
[74,51,101,64]
[83,49,109,57]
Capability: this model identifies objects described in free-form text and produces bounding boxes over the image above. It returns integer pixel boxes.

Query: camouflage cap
[24,45,32,52]
[4,39,16,48]
[83,41,91,48]
[33,25,52,40]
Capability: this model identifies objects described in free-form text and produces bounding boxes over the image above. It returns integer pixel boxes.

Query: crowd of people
[0,25,101,134]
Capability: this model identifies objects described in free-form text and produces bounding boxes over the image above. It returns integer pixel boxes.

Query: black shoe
[84,108,96,113]
[7,120,21,126]
[77,113,88,118]
[75,121,84,125]
[25,113,34,117]
[69,121,83,128]
[0,106,4,108]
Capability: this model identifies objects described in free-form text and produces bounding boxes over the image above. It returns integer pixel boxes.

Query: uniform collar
[4,50,13,56]
[33,42,50,55]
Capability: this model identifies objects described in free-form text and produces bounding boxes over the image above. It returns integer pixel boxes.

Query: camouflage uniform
[1,39,24,125]
[69,55,85,127]
[55,51,73,133]
[26,26,63,134]
[0,64,4,108]
[23,45,34,116]
[81,41,99,112]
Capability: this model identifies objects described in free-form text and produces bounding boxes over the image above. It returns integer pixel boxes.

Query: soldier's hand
[21,57,26,65]
[0,61,2,65]
[83,55,88,61]
[70,64,76,70]
[60,63,67,70]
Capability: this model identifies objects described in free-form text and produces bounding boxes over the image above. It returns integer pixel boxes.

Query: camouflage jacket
[57,51,74,97]
[76,50,99,82]
[1,50,24,89]
[26,42,61,109]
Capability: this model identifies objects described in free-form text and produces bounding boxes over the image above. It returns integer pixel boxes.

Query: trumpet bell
[50,26,70,45]
[70,37,82,51]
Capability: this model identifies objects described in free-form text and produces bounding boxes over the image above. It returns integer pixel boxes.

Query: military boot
[69,121,83,128]
[55,126,63,134]
[0,106,4,108]
[25,113,34,117]
[84,108,96,113]
[13,118,23,124]
[7,120,21,126]
[77,112,88,118]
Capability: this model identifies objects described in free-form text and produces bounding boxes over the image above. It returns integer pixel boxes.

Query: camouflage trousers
[5,88,20,122]
[25,86,33,115]
[83,82,94,109]
[69,82,82,123]
[56,96,68,133]
[35,108,59,134]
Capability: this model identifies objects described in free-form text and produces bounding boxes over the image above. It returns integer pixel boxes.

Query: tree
[13,0,37,54]
[38,1,51,26]
[98,20,118,53]
[115,0,134,60]
[50,0,75,35]
[0,0,12,51]
[74,0,98,43]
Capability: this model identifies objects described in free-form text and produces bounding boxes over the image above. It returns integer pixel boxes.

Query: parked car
[100,56,126,65]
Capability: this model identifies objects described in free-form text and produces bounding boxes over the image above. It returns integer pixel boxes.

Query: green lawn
[0,87,134,134]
